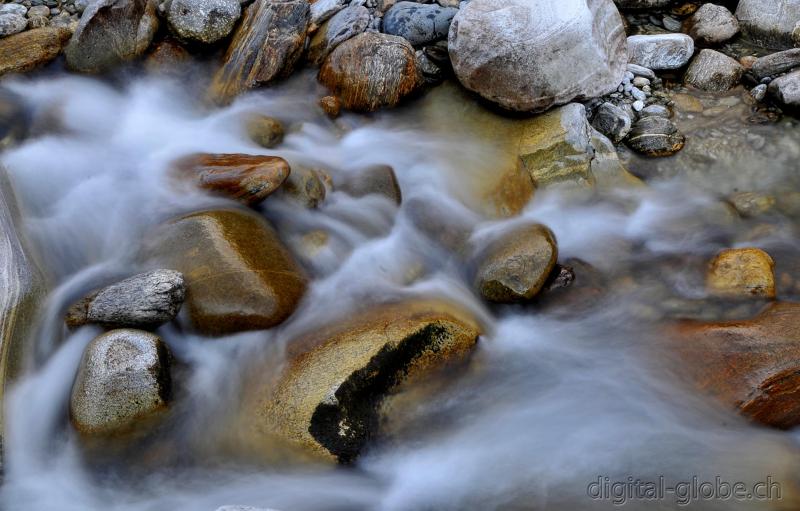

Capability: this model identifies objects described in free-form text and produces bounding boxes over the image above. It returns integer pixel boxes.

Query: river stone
[319,32,421,112]
[278,164,327,208]
[0,27,71,77]
[735,0,800,50]
[70,329,171,436]
[685,4,739,45]
[669,303,800,428]
[627,34,694,70]
[0,89,27,148]
[706,248,775,299]
[626,116,685,157]
[144,37,192,75]
[473,224,558,303]
[171,153,290,206]
[518,103,596,187]
[241,300,481,462]
[339,164,402,205]
[310,0,346,26]
[65,0,158,73]
[768,69,800,110]
[684,49,744,92]
[0,5,26,16]
[65,270,186,330]
[752,49,800,80]
[448,0,627,113]
[208,0,309,105]
[613,0,673,8]
[307,5,370,66]
[245,115,284,149]
[0,172,46,468]
[166,0,241,45]
[383,1,458,46]
[591,102,632,143]
[0,14,27,37]
[142,209,307,336]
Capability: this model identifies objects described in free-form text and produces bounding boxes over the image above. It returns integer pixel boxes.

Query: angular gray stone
[591,102,631,143]
[686,4,739,45]
[70,329,171,436]
[66,269,185,329]
[0,5,27,17]
[627,63,656,80]
[627,34,694,70]
[768,69,800,110]
[684,49,743,92]
[0,14,27,37]
[307,5,369,65]
[166,0,241,44]
[383,1,458,46]
[752,49,800,80]
[65,0,159,73]
[448,0,627,113]
[735,0,800,50]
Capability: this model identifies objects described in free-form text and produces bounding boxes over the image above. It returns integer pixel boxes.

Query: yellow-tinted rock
[0,27,71,77]
[142,209,307,336]
[241,300,481,462]
[278,164,327,208]
[707,248,776,298]
[245,114,285,149]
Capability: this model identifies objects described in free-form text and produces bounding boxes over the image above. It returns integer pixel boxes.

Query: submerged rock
[319,32,421,112]
[627,34,694,70]
[142,209,307,336]
[706,248,776,299]
[473,224,558,303]
[383,1,457,46]
[208,0,309,104]
[735,0,800,50]
[166,0,241,45]
[0,27,71,77]
[245,115,285,149]
[65,270,185,330]
[684,49,744,92]
[448,0,627,112]
[338,164,402,205]
[172,153,290,206]
[685,3,739,45]
[65,0,158,73]
[670,303,800,428]
[70,329,171,436]
[242,300,481,462]
[626,116,685,157]
[278,164,328,209]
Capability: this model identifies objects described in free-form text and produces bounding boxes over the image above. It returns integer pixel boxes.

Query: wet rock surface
[706,248,776,299]
[626,115,685,157]
[0,27,71,77]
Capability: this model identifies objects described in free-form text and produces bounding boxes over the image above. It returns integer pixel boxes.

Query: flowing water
[1,67,800,511]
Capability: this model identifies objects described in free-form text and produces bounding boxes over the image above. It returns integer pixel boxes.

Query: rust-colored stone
[144,38,191,75]
[319,95,341,118]
[172,153,290,206]
[208,0,309,105]
[0,27,71,77]
[318,32,421,112]
[670,302,800,429]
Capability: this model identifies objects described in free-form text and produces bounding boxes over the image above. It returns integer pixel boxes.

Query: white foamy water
[1,72,799,511]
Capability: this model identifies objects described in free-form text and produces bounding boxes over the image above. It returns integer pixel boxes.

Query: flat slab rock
[627,34,694,70]
[0,27,71,77]
[448,0,627,112]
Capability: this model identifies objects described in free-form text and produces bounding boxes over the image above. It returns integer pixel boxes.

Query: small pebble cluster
[0,0,85,36]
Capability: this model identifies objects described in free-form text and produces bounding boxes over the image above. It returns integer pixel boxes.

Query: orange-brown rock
[319,32,421,112]
[0,27,71,77]
[670,302,800,429]
[141,209,307,336]
[144,38,191,75]
[172,153,290,206]
[706,248,776,299]
[208,0,309,105]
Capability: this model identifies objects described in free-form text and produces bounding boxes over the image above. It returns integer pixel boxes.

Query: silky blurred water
[1,71,800,511]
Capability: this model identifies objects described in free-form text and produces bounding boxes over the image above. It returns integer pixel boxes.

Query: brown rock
[319,95,341,118]
[245,115,285,149]
[473,224,558,303]
[208,0,309,105]
[65,0,158,73]
[144,38,191,75]
[0,27,71,77]
[172,153,290,206]
[706,248,776,299]
[142,209,307,336]
[670,302,800,428]
[241,299,481,462]
[318,32,421,112]
[339,164,402,205]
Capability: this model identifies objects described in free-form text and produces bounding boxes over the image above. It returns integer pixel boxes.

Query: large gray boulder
[166,0,241,44]
[447,0,627,113]
[627,34,694,70]
[70,329,172,436]
[66,269,186,330]
[65,0,158,73]
[736,0,800,49]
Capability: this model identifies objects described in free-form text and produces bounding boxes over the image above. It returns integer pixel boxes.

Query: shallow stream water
[1,68,800,511]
